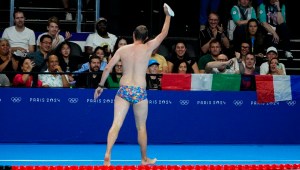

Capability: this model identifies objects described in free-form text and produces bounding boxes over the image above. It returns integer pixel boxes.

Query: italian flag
[161,74,241,91]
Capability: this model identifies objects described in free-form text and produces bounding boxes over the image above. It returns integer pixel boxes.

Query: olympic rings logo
[233,100,243,106]
[179,100,189,105]
[11,97,22,103]
[68,98,79,103]
[286,100,296,106]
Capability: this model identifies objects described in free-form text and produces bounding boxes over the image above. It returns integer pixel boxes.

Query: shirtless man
[94,3,174,166]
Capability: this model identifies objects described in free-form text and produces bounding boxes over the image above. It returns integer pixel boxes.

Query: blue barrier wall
[0,88,299,144]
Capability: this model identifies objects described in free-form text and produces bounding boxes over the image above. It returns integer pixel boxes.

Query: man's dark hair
[40,34,53,43]
[134,25,148,42]
[13,9,24,19]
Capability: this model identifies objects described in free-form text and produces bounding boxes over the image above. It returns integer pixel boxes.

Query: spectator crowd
[0,0,294,91]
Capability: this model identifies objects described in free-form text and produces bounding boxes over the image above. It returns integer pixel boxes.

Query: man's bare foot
[104,154,111,166]
[141,158,157,165]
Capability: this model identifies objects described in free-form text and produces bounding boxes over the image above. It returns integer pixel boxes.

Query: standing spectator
[258,0,293,59]
[39,54,70,88]
[75,55,102,88]
[260,46,286,75]
[84,17,117,56]
[2,10,36,53]
[199,12,231,57]
[199,0,221,30]
[0,38,19,83]
[36,16,72,50]
[13,57,43,87]
[168,41,199,73]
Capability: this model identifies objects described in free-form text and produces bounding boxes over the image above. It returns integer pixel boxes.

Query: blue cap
[148,59,159,67]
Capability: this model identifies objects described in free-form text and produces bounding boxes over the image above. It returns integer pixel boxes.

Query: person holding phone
[267,57,285,75]
[260,46,286,75]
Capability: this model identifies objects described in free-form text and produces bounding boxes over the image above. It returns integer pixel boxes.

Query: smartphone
[277,64,282,69]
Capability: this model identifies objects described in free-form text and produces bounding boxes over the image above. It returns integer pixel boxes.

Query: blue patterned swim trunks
[116,85,147,104]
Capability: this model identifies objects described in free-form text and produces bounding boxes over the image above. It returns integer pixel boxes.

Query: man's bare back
[114,43,153,88]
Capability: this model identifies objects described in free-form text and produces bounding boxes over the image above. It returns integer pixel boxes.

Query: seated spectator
[267,58,285,75]
[39,54,70,88]
[1,10,36,53]
[74,46,107,73]
[258,0,293,59]
[205,54,236,74]
[168,41,199,73]
[198,39,222,73]
[199,12,231,57]
[37,16,72,50]
[146,59,161,89]
[260,46,286,75]
[234,41,251,74]
[0,74,10,86]
[240,53,259,91]
[106,60,122,89]
[0,38,19,83]
[243,53,258,75]
[150,47,168,73]
[173,60,193,74]
[108,36,128,62]
[13,57,43,87]
[56,41,84,72]
[75,55,102,88]
[27,34,53,72]
[84,17,117,56]
[234,19,266,65]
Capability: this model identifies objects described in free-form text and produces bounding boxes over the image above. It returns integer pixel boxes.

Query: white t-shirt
[85,32,117,52]
[2,26,36,52]
[260,62,286,75]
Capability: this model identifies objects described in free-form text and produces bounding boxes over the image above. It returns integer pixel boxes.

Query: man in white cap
[260,46,286,75]
[94,3,174,166]
[84,17,117,56]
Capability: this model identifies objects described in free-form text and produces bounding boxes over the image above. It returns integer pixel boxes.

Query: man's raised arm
[147,3,174,50]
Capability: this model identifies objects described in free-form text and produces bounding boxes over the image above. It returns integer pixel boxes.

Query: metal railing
[8,0,100,32]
